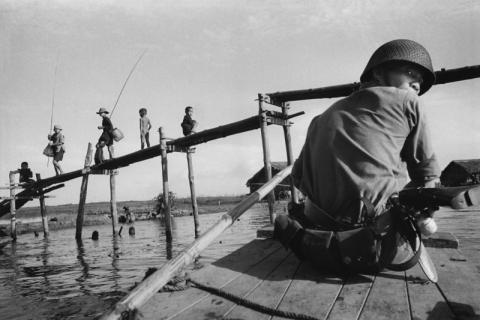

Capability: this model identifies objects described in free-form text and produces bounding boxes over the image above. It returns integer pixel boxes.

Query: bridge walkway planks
[137,233,480,320]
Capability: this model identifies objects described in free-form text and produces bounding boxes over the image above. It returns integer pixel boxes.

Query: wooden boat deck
[137,231,480,320]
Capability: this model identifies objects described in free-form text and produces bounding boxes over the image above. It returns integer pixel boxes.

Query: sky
[0,0,479,206]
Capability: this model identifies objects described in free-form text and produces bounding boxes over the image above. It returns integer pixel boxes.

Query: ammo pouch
[335,210,422,274]
[293,199,422,274]
[335,227,382,274]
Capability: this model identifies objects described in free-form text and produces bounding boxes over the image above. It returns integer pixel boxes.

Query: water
[0,206,479,320]
[0,207,272,320]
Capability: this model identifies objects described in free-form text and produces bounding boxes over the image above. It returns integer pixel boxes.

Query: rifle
[398,185,480,210]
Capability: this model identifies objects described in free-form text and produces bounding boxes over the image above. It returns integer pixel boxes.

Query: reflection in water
[166,240,173,260]
[111,236,121,293]
[76,239,90,295]
[42,238,51,290]
[1,206,283,319]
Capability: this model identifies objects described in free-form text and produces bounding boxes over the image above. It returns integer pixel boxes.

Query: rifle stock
[398,185,480,210]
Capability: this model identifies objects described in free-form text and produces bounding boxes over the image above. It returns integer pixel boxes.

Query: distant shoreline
[0,195,272,236]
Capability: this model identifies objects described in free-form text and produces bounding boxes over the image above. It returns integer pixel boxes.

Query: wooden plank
[137,239,282,319]
[272,262,344,320]
[406,263,454,320]
[359,270,410,320]
[327,274,374,320]
[428,248,480,319]
[224,253,300,320]
[172,245,294,319]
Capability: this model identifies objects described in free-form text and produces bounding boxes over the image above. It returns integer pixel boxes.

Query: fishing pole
[110,49,148,118]
[47,54,59,167]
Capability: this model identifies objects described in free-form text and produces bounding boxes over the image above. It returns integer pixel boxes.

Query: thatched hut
[246,162,291,199]
[440,159,480,186]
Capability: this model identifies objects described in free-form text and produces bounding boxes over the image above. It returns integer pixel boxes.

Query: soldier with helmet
[274,39,440,274]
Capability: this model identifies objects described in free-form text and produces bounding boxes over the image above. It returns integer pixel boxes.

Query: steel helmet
[360,39,435,95]
[53,124,62,130]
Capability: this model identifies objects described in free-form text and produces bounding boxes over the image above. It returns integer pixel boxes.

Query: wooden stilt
[8,172,16,241]
[36,173,49,237]
[110,170,119,236]
[159,127,173,242]
[76,143,93,240]
[186,149,200,238]
[281,102,299,203]
[258,93,275,223]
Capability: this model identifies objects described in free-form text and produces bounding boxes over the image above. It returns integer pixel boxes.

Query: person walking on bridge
[47,124,65,176]
[95,107,114,164]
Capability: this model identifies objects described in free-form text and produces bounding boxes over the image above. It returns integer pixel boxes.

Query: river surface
[0,206,479,320]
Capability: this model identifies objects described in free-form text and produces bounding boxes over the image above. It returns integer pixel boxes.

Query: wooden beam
[259,94,275,224]
[36,173,49,237]
[267,64,480,104]
[76,143,93,240]
[9,172,16,241]
[100,165,293,320]
[187,149,200,238]
[110,169,119,236]
[159,127,173,243]
[280,102,299,204]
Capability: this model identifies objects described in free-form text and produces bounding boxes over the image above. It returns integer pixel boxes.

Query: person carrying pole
[274,39,441,275]
[95,107,115,164]
[47,124,65,176]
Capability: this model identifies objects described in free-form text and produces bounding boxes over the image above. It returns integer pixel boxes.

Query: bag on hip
[112,128,124,142]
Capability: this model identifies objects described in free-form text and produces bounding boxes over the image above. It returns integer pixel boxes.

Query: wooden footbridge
[1,64,480,320]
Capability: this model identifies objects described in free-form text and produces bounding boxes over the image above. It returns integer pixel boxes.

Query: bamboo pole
[9,172,16,241]
[267,64,480,104]
[186,149,200,238]
[280,102,299,204]
[258,93,275,223]
[36,173,49,237]
[110,169,119,236]
[159,127,173,242]
[76,143,93,240]
[100,165,293,320]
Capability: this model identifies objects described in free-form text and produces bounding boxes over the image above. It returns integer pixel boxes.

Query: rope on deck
[188,278,322,320]
[138,266,320,319]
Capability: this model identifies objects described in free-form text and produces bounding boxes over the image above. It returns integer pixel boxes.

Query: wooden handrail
[100,165,293,320]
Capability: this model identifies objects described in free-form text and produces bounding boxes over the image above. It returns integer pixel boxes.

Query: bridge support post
[8,172,17,241]
[186,148,200,238]
[259,93,275,223]
[160,127,173,242]
[110,170,119,236]
[280,102,299,204]
[36,173,49,237]
[76,143,93,240]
